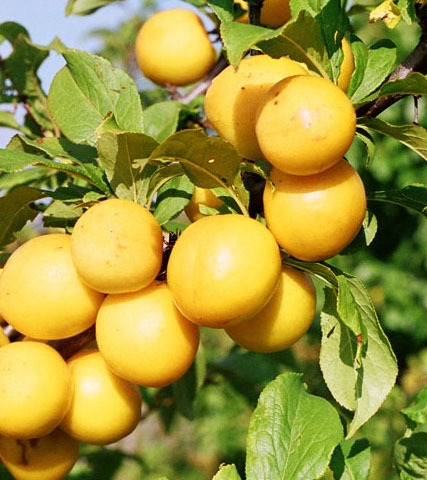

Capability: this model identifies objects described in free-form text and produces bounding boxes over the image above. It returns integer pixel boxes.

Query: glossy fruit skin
[204,55,308,160]
[263,159,367,261]
[60,349,142,445]
[255,75,357,175]
[226,266,316,352]
[135,8,216,86]
[71,198,164,294]
[0,342,72,439]
[96,282,200,388]
[0,428,79,480]
[0,234,104,340]
[337,38,355,92]
[167,214,282,328]
[184,187,224,222]
[235,0,291,27]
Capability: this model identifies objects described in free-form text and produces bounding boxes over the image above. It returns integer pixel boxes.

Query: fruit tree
[0,0,426,479]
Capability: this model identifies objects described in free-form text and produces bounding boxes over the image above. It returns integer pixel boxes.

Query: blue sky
[0,0,183,147]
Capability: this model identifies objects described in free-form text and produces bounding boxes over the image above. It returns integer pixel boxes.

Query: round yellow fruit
[337,37,355,92]
[0,428,79,480]
[71,198,164,294]
[255,75,357,175]
[204,54,308,161]
[184,187,224,222]
[0,341,72,439]
[60,349,142,445]
[96,282,200,388]
[0,329,9,347]
[0,234,104,340]
[235,0,291,27]
[226,265,316,352]
[167,214,282,328]
[135,8,216,86]
[263,159,367,261]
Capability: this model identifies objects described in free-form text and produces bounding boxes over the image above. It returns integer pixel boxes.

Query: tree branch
[357,3,427,118]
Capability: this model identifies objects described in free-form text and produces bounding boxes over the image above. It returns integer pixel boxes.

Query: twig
[358,3,427,118]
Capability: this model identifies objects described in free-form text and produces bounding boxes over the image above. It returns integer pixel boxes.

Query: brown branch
[358,3,427,118]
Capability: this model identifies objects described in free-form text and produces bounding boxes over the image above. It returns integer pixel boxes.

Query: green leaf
[358,118,427,162]
[220,21,281,67]
[401,385,427,425]
[376,72,427,97]
[153,174,194,225]
[97,131,159,203]
[368,184,427,216]
[142,101,182,142]
[208,0,235,23]
[320,275,398,438]
[48,49,143,145]
[0,22,52,131]
[213,349,283,404]
[172,346,206,421]
[355,126,376,165]
[394,432,427,479]
[330,438,371,480]
[0,186,48,247]
[246,372,344,480]
[259,12,331,78]
[349,39,397,106]
[0,147,109,193]
[212,464,242,480]
[65,0,122,15]
[149,129,241,188]
[0,111,21,130]
[337,275,367,343]
[291,0,350,82]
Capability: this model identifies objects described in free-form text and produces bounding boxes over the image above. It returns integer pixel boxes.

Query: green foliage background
[0,0,426,479]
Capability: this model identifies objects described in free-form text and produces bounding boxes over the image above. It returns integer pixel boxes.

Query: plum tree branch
[357,2,427,118]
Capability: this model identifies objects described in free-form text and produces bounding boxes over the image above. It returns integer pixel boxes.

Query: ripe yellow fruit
[0,341,72,439]
[96,282,200,388]
[337,37,355,92]
[0,329,9,347]
[0,234,104,340]
[135,8,216,86]
[204,54,308,161]
[184,187,224,222]
[60,349,142,445]
[225,265,316,352]
[0,428,79,480]
[167,214,282,328]
[235,0,291,27]
[255,75,357,175]
[71,198,164,294]
[263,159,367,261]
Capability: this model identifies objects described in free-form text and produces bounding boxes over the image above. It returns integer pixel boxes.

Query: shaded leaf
[0,186,48,247]
[394,433,427,479]
[368,184,427,216]
[153,174,193,225]
[246,373,343,480]
[358,118,427,162]
[97,131,159,203]
[330,438,371,480]
[149,129,241,188]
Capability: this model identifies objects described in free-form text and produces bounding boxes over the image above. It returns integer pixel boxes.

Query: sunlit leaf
[246,373,343,479]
